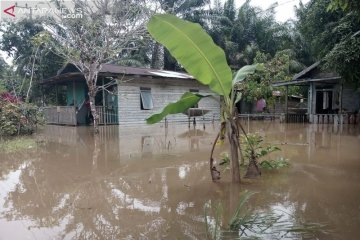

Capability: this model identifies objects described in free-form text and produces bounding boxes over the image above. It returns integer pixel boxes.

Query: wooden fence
[43,106,77,125]
[43,106,119,125]
[286,114,308,123]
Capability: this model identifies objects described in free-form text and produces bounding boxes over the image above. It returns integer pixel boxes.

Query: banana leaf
[148,14,232,96]
[232,64,258,86]
[146,92,210,124]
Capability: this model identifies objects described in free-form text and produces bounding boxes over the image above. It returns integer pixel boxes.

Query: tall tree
[296,0,360,84]
[0,18,64,100]
[43,0,150,133]
[207,0,296,69]
[150,0,210,70]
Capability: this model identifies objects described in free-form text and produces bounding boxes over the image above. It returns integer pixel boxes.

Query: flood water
[0,122,359,239]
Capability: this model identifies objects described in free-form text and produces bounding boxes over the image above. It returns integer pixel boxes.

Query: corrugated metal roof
[292,61,320,80]
[57,63,194,79]
[100,64,194,79]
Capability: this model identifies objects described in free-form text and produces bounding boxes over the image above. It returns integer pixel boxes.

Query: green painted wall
[66,82,87,107]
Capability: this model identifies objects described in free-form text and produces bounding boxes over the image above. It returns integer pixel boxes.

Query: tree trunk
[151,42,164,69]
[84,63,101,134]
[88,89,99,134]
[227,120,241,183]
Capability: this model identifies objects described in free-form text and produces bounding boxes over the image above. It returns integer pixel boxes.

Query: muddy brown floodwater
[0,122,359,239]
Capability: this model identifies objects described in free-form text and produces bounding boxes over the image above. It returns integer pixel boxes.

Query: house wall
[333,84,360,113]
[308,82,360,123]
[117,77,220,124]
[66,81,87,107]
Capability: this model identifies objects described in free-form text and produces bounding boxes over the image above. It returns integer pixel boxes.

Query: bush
[0,92,43,136]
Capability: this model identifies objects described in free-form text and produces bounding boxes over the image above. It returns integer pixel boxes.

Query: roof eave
[272,76,342,87]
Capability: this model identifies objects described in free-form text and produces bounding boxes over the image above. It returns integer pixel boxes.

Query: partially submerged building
[273,62,360,124]
[40,64,220,125]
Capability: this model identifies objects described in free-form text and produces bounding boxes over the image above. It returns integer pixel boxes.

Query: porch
[43,106,119,126]
[272,62,360,125]
[40,69,119,126]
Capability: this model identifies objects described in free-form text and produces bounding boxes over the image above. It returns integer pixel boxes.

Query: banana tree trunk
[245,150,261,178]
[227,119,241,183]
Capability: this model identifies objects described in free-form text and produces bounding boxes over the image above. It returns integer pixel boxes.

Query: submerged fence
[312,114,359,125]
[237,113,359,125]
[238,113,308,123]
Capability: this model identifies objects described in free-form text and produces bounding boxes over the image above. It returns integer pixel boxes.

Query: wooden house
[273,62,360,124]
[40,64,220,126]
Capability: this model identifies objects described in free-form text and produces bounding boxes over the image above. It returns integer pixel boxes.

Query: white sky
[228,0,311,22]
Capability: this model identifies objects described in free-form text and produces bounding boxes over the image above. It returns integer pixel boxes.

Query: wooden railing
[238,113,279,121]
[96,106,118,125]
[312,114,358,124]
[43,106,119,125]
[43,106,77,125]
[238,113,308,123]
[286,114,308,123]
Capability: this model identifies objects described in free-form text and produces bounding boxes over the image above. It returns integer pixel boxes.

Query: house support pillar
[55,84,58,105]
[309,82,316,123]
[338,83,343,125]
[285,85,288,122]
[102,77,106,125]
[339,83,343,113]
[73,80,76,106]
[73,80,77,126]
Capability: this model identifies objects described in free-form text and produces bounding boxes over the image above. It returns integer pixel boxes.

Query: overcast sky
[223,0,311,22]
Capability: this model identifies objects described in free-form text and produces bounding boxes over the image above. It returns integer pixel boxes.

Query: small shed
[273,62,360,124]
[40,64,220,125]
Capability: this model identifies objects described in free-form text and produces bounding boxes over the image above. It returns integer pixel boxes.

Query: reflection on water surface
[0,122,359,239]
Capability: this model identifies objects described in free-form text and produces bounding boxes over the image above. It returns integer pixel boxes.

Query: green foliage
[228,190,258,231]
[296,0,360,84]
[148,14,233,96]
[0,18,64,79]
[205,0,298,68]
[0,98,43,136]
[260,157,290,170]
[324,33,360,84]
[146,14,257,123]
[327,0,360,16]
[204,191,260,239]
[204,190,328,239]
[146,92,208,124]
[0,83,6,94]
[240,133,280,163]
[0,138,37,153]
[237,49,304,102]
[147,14,259,182]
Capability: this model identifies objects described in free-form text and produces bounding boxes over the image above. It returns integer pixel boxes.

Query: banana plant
[146,14,260,183]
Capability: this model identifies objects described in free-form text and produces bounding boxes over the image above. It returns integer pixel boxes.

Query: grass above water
[0,137,37,153]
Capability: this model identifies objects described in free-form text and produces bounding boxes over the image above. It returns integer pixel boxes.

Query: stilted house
[273,62,360,124]
[40,64,220,126]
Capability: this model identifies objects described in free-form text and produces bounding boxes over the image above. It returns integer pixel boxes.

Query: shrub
[0,92,43,136]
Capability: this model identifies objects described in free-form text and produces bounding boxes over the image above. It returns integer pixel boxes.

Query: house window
[140,87,153,110]
[190,89,199,108]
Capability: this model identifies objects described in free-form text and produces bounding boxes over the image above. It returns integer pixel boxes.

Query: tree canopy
[296,0,360,85]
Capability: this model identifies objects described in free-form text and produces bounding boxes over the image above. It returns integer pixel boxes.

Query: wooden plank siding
[43,106,77,125]
[117,78,220,124]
